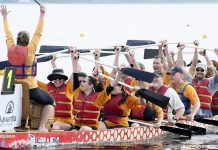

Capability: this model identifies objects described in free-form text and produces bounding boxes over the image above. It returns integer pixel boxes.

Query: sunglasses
[80,80,89,84]
[53,76,64,80]
[196,68,204,72]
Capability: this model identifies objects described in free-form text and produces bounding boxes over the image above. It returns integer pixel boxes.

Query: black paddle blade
[36,54,54,63]
[160,126,192,139]
[175,123,206,135]
[144,49,159,59]
[126,40,156,46]
[121,67,155,83]
[194,118,218,126]
[39,45,69,53]
[0,60,10,70]
[136,88,170,109]
[39,45,115,57]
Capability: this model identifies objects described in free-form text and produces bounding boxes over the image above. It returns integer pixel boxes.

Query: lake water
[0,3,218,149]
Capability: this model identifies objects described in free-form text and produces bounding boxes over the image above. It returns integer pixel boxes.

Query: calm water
[0,3,218,149]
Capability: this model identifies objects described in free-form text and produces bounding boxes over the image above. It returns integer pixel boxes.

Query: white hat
[196,63,207,70]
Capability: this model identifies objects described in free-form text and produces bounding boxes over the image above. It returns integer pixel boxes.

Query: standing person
[169,66,200,120]
[0,5,54,132]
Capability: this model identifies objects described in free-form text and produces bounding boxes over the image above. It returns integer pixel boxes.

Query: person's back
[0,4,54,132]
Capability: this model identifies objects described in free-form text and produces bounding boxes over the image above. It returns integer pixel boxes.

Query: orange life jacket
[47,82,72,118]
[73,92,100,127]
[192,79,212,109]
[149,85,169,119]
[103,94,127,124]
[8,45,37,79]
[212,90,218,111]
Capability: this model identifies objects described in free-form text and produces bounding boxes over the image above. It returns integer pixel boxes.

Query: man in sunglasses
[183,63,218,118]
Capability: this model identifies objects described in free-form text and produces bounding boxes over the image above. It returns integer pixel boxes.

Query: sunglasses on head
[196,68,204,72]
[53,76,64,80]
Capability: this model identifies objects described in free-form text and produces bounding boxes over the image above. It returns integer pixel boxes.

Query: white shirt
[164,87,185,120]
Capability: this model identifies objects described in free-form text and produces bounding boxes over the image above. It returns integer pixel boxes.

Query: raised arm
[175,43,186,67]
[124,46,133,66]
[71,47,80,89]
[0,5,14,49]
[215,48,218,57]
[27,5,45,55]
[199,49,214,67]
[51,55,58,69]
[189,40,199,75]
[109,46,121,78]
[158,41,167,70]
[162,40,174,71]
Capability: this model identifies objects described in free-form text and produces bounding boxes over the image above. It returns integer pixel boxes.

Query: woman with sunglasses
[71,48,119,131]
[38,55,87,131]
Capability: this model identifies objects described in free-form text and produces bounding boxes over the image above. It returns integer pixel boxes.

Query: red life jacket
[131,104,147,119]
[8,45,37,79]
[149,85,169,119]
[103,94,127,124]
[212,90,218,111]
[73,92,100,127]
[192,79,212,109]
[124,78,133,94]
[47,82,72,118]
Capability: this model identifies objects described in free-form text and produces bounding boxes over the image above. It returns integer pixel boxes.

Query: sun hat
[47,68,68,81]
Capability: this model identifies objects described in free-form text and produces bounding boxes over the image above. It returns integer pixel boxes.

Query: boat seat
[15,80,53,130]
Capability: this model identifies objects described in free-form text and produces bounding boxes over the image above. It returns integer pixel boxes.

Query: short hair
[78,72,87,78]
[17,31,30,46]
[153,55,164,64]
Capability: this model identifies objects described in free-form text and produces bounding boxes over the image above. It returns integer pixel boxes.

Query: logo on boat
[28,134,60,144]
[5,101,14,114]
[1,140,5,148]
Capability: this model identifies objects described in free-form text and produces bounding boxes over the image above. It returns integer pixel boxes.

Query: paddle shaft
[129,119,155,127]
[99,73,133,90]
[36,48,69,59]
[130,42,193,49]
[34,0,41,6]
[79,56,117,69]
[185,46,214,51]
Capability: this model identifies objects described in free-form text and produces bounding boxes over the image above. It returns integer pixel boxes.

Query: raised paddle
[39,45,120,57]
[129,119,191,139]
[99,73,169,109]
[126,40,156,46]
[80,56,155,83]
[144,49,197,59]
[33,0,41,6]
[0,49,70,70]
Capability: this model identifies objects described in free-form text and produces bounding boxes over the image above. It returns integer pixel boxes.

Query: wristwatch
[172,116,178,121]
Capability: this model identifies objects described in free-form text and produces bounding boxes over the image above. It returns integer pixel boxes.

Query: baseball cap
[196,63,207,71]
[170,66,183,74]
